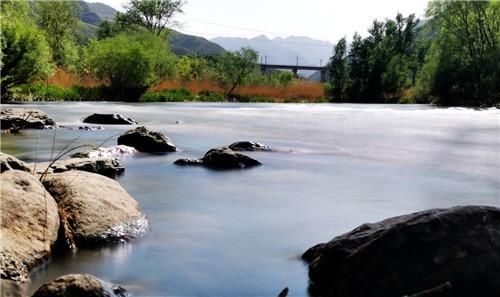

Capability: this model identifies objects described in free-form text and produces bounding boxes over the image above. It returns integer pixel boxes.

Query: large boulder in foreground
[30,157,125,178]
[174,147,261,169]
[0,152,31,173]
[302,205,500,297]
[117,126,176,153]
[42,171,149,247]
[0,108,56,130]
[32,274,128,297]
[83,113,138,125]
[0,170,60,283]
[228,141,272,152]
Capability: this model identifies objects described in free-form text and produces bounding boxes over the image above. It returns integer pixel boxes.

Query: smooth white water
[1,102,499,296]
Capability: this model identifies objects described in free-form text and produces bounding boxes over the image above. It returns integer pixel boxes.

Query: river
[1,102,499,296]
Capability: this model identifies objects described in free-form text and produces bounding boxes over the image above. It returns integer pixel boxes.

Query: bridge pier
[320,70,328,83]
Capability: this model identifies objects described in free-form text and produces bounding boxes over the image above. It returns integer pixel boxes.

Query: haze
[98,0,429,43]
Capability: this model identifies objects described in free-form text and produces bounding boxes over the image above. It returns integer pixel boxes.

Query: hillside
[212,35,333,66]
[76,1,224,56]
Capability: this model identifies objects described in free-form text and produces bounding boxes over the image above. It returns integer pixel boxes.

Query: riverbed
[1,102,499,296]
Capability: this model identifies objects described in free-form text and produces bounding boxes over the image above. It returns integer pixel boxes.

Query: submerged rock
[71,145,137,159]
[117,126,176,153]
[83,113,138,125]
[0,108,56,130]
[0,170,60,283]
[228,141,272,152]
[0,152,31,173]
[31,274,129,297]
[174,147,261,169]
[58,125,104,131]
[42,171,149,247]
[302,205,500,297]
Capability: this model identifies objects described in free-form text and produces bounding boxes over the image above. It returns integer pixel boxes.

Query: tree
[328,38,348,101]
[417,0,499,106]
[215,47,258,98]
[1,1,52,98]
[121,0,185,36]
[84,32,176,100]
[35,0,79,69]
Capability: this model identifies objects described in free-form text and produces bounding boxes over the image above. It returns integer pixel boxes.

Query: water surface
[1,102,498,296]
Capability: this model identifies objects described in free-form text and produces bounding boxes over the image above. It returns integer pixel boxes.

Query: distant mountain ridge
[77,1,224,56]
[212,35,333,66]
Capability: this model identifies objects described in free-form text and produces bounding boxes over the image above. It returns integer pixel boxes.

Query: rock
[1,279,27,297]
[0,152,31,173]
[173,158,203,166]
[82,113,138,125]
[58,125,104,131]
[202,148,261,169]
[0,108,56,130]
[117,126,176,153]
[31,274,128,297]
[30,157,125,178]
[302,205,500,297]
[228,141,272,151]
[42,171,149,247]
[71,145,136,159]
[0,170,60,283]
[174,147,261,169]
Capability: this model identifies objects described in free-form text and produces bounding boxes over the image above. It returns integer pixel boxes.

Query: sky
[99,0,429,43]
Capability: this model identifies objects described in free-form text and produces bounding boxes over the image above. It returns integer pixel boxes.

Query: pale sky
[100,0,429,43]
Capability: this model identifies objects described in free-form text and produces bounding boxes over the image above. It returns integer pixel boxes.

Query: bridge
[258,63,329,82]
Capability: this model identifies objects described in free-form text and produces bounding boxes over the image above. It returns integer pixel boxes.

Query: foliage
[415,1,499,106]
[0,1,53,99]
[328,37,348,101]
[176,56,212,80]
[84,32,177,100]
[140,88,193,102]
[14,84,104,101]
[120,0,185,36]
[214,47,259,97]
[35,0,80,70]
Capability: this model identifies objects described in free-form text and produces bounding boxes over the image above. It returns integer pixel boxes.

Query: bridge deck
[258,64,327,71]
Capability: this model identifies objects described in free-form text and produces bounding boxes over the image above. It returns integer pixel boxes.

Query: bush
[140,88,193,102]
[14,84,105,101]
[84,32,177,100]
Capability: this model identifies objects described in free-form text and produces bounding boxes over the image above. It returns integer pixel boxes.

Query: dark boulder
[228,141,272,151]
[31,274,129,297]
[302,205,500,297]
[0,108,56,130]
[83,113,138,125]
[117,126,176,153]
[174,147,261,169]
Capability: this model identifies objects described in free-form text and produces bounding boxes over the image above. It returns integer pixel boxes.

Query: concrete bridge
[258,63,329,82]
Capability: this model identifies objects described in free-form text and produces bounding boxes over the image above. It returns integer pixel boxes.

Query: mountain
[76,1,224,56]
[169,31,225,56]
[211,35,333,66]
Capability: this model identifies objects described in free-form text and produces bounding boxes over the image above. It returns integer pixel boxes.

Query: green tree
[120,0,185,36]
[84,32,176,99]
[1,1,53,98]
[35,0,79,70]
[215,47,258,97]
[176,56,210,81]
[328,37,348,101]
[417,0,499,106]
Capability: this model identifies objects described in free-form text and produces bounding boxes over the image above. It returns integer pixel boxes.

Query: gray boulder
[31,274,128,297]
[0,152,31,173]
[228,141,272,151]
[174,147,261,169]
[0,170,60,283]
[30,157,124,178]
[0,108,55,130]
[42,171,149,247]
[117,126,176,153]
[83,113,138,125]
[302,205,500,297]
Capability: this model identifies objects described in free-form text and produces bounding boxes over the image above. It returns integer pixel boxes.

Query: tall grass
[47,68,103,88]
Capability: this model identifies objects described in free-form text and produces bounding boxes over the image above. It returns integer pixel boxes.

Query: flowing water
[1,102,499,297]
